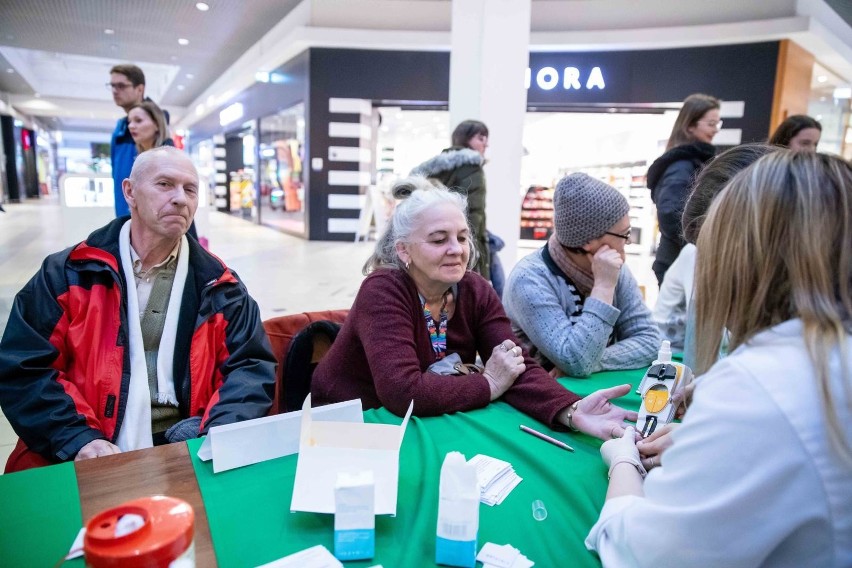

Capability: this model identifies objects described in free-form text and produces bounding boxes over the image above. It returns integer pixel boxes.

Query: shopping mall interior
[2,1,852,565]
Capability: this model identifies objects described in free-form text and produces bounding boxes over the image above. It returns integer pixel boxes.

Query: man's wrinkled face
[124,152,199,241]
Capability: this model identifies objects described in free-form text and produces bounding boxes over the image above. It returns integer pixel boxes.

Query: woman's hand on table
[571,384,639,441]
[637,423,679,470]
[75,439,121,460]
[484,340,525,401]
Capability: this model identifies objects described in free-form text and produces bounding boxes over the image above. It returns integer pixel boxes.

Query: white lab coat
[586,319,852,567]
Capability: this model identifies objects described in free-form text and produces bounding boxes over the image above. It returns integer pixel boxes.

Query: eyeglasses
[106,82,134,91]
[698,119,723,130]
[605,227,633,240]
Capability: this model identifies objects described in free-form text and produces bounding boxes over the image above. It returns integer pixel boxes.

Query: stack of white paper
[467,454,523,506]
[477,543,535,568]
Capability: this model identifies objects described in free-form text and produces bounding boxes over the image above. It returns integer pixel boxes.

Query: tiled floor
[0,197,658,472]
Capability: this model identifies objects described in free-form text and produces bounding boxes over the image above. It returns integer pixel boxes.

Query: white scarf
[115,220,189,452]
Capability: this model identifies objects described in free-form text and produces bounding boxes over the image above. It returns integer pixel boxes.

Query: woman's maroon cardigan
[312,268,580,426]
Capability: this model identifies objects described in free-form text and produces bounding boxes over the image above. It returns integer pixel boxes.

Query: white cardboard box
[290,394,413,515]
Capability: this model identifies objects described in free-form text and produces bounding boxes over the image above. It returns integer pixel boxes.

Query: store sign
[525,66,606,91]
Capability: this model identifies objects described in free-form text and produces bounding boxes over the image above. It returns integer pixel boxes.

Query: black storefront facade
[189,41,780,241]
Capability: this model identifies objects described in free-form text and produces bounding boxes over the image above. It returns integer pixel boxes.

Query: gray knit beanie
[553,172,630,247]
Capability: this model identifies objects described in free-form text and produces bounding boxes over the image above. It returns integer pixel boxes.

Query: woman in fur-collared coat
[412,120,490,280]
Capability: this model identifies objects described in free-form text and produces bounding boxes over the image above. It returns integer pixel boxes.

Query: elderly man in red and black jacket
[0,146,276,472]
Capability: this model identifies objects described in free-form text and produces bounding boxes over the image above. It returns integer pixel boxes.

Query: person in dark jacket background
[647,93,719,285]
[412,120,491,280]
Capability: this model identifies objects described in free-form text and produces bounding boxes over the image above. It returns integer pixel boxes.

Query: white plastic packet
[436,451,479,567]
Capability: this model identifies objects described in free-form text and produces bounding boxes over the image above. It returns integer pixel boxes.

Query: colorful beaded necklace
[420,290,450,360]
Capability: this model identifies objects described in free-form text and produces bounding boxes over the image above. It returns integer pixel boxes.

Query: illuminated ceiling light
[196,2,210,11]
[104,29,115,35]
[178,38,189,46]
[177,85,185,91]
[817,75,828,83]
[6,68,14,73]
[186,73,194,79]
[219,102,244,126]
[170,56,178,61]
[834,87,851,99]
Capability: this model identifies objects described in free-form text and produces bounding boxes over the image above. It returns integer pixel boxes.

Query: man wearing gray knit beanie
[503,172,660,378]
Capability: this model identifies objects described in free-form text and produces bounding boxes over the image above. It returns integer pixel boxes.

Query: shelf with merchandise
[520,185,555,240]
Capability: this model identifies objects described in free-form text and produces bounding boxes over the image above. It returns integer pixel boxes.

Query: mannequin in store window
[769,114,822,152]
[647,93,719,286]
[411,120,492,284]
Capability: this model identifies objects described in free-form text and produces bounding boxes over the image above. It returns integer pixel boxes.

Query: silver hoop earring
[405,261,410,271]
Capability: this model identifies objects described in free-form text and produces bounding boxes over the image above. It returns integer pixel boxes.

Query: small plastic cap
[657,340,672,363]
[532,500,548,521]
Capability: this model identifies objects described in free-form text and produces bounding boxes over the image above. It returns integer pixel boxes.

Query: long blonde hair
[694,151,852,461]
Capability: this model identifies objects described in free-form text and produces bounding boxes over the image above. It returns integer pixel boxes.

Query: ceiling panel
[0,0,302,108]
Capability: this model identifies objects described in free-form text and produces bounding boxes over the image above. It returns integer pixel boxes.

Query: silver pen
[519,424,575,452]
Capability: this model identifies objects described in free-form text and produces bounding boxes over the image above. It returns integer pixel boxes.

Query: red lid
[84,495,194,568]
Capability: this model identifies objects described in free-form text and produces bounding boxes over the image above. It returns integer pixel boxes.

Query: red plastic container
[84,495,195,567]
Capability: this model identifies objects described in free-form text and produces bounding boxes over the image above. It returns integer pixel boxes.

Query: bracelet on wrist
[565,401,579,431]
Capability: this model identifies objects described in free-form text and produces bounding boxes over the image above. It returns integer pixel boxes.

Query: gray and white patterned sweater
[504,247,660,377]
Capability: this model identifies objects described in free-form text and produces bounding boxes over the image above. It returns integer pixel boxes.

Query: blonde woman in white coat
[587,151,852,567]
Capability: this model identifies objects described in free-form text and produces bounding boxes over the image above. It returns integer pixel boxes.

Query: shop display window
[258,103,306,236]
[807,62,851,158]
[372,107,673,261]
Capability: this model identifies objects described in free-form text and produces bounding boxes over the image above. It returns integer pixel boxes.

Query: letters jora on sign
[525,66,606,91]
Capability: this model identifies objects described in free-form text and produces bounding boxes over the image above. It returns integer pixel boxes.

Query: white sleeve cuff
[585,496,644,566]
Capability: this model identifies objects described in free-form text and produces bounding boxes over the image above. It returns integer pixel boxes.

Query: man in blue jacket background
[109,63,156,217]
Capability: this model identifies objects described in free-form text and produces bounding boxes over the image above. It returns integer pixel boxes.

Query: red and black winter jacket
[0,218,276,472]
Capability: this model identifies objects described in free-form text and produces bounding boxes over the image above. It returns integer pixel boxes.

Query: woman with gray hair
[312,177,639,441]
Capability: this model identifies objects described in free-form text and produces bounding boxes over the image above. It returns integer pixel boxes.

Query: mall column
[449,0,531,274]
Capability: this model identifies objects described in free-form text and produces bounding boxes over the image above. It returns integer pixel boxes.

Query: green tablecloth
[0,461,84,568]
[189,367,647,567]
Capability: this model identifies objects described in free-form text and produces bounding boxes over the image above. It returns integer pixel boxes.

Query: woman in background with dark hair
[769,114,822,151]
[647,93,719,286]
[412,120,491,281]
[653,143,779,351]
